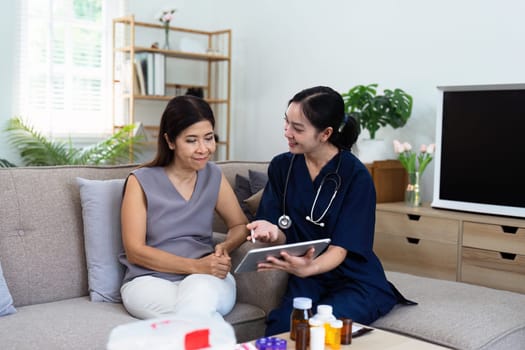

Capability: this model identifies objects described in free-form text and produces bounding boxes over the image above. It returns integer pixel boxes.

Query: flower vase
[163,24,170,50]
[405,172,421,207]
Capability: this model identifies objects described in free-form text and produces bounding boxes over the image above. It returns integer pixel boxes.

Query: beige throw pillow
[243,189,264,216]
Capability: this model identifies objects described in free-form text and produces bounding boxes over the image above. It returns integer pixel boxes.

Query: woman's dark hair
[288,86,360,150]
[145,95,215,167]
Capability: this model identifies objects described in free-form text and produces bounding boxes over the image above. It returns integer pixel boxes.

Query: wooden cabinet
[112,15,231,161]
[461,220,525,294]
[375,202,525,294]
[374,204,459,281]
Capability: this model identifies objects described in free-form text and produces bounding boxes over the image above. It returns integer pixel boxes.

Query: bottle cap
[317,304,333,315]
[330,320,343,328]
[293,297,312,309]
[309,318,323,327]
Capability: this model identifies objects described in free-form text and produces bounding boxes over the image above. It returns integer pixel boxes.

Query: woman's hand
[214,242,230,258]
[246,220,286,244]
[198,253,232,279]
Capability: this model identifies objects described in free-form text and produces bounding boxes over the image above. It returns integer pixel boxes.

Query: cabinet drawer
[461,247,525,294]
[374,233,458,281]
[376,211,459,244]
[463,222,525,255]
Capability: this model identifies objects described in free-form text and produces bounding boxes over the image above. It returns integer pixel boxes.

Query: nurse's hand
[257,245,347,278]
[246,220,286,244]
[256,248,317,277]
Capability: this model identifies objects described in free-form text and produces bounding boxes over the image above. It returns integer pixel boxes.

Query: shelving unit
[112,15,231,161]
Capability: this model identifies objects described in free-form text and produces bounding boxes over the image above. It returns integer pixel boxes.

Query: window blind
[15,0,119,137]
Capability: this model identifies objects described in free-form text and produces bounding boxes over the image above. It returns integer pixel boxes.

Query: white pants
[120,273,236,322]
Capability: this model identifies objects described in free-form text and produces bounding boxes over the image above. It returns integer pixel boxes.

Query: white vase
[355,138,389,164]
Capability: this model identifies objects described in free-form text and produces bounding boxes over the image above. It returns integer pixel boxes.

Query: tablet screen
[233,238,331,273]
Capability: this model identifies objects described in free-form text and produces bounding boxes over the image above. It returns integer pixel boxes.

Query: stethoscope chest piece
[278,214,292,230]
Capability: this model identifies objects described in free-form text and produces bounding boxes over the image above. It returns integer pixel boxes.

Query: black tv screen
[431,84,525,218]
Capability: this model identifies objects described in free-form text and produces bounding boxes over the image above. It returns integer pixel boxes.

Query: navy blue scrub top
[256,150,396,311]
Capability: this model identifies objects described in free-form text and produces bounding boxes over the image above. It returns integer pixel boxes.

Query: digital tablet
[234,238,331,273]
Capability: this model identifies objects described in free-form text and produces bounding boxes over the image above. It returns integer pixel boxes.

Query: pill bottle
[294,322,308,350]
[308,317,325,350]
[339,318,353,345]
[289,297,312,341]
[312,304,336,344]
[327,319,343,349]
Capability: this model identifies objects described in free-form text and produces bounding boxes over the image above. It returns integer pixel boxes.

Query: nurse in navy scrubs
[247,86,412,336]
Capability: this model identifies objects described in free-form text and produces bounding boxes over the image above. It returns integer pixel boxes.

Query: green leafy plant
[2,117,143,167]
[341,84,413,139]
[0,158,16,167]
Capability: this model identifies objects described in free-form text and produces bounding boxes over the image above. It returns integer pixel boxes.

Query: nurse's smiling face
[284,102,327,154]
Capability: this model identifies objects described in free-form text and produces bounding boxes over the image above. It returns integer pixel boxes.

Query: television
[431,83,525,219]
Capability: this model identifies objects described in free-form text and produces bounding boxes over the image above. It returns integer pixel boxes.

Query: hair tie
[338,114,349,133]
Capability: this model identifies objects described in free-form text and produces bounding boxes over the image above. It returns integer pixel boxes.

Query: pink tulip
[393,140,404,153]
[403,142,412,151]
[427,144,436,154]
[420,144,427,153]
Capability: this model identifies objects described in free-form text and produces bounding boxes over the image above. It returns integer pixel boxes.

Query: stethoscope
[278,153,342,229]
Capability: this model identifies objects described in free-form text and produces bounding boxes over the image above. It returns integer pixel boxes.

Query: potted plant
[341,84,413,139]
[0,117,144,167]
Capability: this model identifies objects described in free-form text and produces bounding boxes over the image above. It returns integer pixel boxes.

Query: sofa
[1,162,524,350]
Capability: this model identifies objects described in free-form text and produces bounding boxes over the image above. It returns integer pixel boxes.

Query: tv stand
[374,202,525,294]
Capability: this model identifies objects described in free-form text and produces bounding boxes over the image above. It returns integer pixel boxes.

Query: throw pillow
[233,174,254,220]
[244,189,264,217]
[248,170,268,195]
[0,261,16,316]
[77,177,126,303]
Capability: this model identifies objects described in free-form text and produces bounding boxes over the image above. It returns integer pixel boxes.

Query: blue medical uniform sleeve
[330,160,376,259]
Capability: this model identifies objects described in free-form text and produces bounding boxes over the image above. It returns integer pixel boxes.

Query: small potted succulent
[341,84,413,139]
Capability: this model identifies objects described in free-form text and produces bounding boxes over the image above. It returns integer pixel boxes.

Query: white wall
[128,0,525,201]
[2,0,524,201]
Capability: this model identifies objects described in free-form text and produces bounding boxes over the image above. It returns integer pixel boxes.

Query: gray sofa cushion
[0,297,136,350]
[77,177,126,302]
[373,271,525,350]
[0,296,265,349]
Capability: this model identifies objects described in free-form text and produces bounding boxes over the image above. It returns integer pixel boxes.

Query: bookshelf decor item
[112,15,232,161]
[158,9,176,49]
[163,27,170,50]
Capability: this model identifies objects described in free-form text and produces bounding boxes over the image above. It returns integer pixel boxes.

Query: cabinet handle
[406,237,420,244]
[407,214,421,221]
[499,252,517,260]
[501,225,518,234]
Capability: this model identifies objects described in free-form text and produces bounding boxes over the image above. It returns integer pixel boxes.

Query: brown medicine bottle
[294,322,309,350]
[290,297,312,341]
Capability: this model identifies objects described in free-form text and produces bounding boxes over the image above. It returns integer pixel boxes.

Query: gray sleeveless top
[119,162,222,284]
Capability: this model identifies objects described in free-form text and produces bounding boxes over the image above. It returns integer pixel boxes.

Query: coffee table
[258,326,450,349]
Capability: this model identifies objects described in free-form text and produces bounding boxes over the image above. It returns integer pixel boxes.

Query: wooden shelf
[112,15,232,161]
[114,46,230,61]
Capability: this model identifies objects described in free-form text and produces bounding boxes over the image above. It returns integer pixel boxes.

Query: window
[15,0,121,137]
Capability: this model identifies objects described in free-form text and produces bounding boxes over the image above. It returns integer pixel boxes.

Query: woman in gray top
[119,95,248,333]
